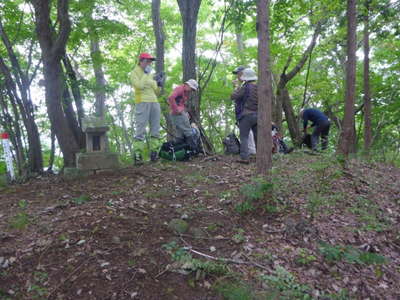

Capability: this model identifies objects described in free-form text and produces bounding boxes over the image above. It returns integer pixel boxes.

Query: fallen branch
[183,246,271,271]
[127,206,149,215]
[47,257,95,299]
[179,233,230,241]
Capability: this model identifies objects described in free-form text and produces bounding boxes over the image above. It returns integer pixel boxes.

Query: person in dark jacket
[231,68,258,164]
[300,108,331,151]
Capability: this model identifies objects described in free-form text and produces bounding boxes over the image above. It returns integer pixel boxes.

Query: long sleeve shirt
[302,108,329,129]
[130,65,160,103]
[168,84,190,115]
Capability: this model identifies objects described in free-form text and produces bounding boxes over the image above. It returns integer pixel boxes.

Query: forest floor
[0,152,399,300]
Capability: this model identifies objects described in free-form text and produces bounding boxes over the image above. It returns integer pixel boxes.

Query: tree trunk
[338,0,357,157]
[363,0,372,152]
[152,0,175,140]
[62,85,85,148]
[89,24,107,118]
[47,129,56,172]
[256,0,273,176]
[112,97,133,155]
[281,87,302,145]
[0,19,43,173]
[0,88,26,176]
[177,0,201,122]
[31,0,80,167]
[275,21,322,134]
[62,55,85,127]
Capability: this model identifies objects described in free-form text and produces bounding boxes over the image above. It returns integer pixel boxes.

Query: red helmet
[139,53,156,61]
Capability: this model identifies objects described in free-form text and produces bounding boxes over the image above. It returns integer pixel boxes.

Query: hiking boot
[237,158,250,164]
[150,151,158,162]
[134,152,143,165]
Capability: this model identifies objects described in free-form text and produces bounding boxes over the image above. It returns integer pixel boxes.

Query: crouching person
[231,68,258,164]
[168,79,200,151]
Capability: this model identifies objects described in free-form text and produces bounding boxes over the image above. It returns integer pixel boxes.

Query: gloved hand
[153,72,165,87]
[144,65,152,74]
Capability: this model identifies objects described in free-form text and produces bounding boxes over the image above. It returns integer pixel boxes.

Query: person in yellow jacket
[131,52,164,163]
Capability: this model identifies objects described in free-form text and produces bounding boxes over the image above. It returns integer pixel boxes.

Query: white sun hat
[240,68,257,81]
[185,79,199,91]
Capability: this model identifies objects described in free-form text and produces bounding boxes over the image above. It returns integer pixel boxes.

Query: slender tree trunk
[0,89,26,176]
[89,24,107,118]
[256,0,273,176]
[0,20,43,173]
[177,0,201,122]
[281,87,302,145]
[62,55,85,127]
[31,0,80,167]
[152,0,175,140]
[363,0,372,152]
[62,85,85,148]
[338,0,357,157]
[47,129,56,172]
[112,97,132,155]
[275,21,322,134]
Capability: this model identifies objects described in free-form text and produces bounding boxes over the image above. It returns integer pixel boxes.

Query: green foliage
[71,194,91,205]
[240,178,273,202]
[295,248,317,266]
[214,280,254,300]
[261,266,312,300]
[232,228,246,244]
[0,161,6,175]
[162,241,229,277]
[27,271,49,299]
[319,242,386,265]
[9,212,30,230]
[234,200,255,215]
[306,192,326,220]
[235,178,273,214]
[9,199,31,229]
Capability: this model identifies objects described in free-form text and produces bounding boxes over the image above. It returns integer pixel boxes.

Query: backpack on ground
[159,128,201,161]
[159,141,194,161]
[223,133,240,154]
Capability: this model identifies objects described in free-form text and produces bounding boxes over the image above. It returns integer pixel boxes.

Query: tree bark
[177,0,201,122]
[31,0,80,167]
[152,0,175,140]
[281,87,302,146]
[62,55,85,128]
[0,87,26,176]
[256,0,273,176]
[0,18,43,173]
[89,22,107,119]
[338,0,357,157]
[363,0,372,152]
[275,21,322,131]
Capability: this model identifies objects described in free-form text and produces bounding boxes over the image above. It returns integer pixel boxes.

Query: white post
[1,132,15,180]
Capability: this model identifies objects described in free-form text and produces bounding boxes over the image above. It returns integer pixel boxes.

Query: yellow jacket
[131,65,160,103]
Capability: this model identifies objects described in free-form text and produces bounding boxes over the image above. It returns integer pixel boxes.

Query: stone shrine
[75,116,119,173]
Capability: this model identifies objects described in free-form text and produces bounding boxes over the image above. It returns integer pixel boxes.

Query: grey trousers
[238,113,258,160]
[170,112,193,140]
[170,112,198,150]
[134,102,161,140]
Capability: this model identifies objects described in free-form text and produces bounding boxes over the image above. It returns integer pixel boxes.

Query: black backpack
[159,141,194,161]
[223,133,240,154]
